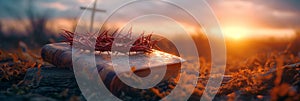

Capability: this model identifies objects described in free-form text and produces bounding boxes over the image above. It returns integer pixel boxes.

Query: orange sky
[0,0,299,40]
[208,0,297,40]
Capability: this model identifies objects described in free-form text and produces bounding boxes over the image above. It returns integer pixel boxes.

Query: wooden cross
[80,0,106,32]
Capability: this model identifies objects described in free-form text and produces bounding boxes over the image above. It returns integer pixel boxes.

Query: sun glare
[223,26,249,40]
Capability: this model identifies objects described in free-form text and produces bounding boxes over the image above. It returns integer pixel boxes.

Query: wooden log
[41,43,72,68]
[40,43,184,95]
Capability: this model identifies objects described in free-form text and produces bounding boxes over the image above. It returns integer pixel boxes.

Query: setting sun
[222,26,249,40]
[222,26,296,40]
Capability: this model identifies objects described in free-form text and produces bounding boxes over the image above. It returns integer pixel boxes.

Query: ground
[0,48,299,101]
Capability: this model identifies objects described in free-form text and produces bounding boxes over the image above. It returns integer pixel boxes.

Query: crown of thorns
[61,29,160,53]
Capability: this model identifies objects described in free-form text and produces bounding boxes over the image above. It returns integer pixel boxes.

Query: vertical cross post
[80,0,106,32]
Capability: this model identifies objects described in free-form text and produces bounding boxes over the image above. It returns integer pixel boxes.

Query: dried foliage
[0,39,299,100]
[0,49,43,82]
[62,30,160,53]
[116,51,300,100]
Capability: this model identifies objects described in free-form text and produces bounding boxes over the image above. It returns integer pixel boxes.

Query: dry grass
[0,45,299,101]
[0,48,43,82]
[116,51,300,100]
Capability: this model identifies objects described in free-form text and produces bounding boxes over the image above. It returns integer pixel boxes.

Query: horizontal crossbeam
[80,7,106,12]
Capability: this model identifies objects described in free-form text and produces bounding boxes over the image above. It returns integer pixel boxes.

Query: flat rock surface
[22,66,83,100]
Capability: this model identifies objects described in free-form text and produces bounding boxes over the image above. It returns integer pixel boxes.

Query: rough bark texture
[39,43,184,96]
[23,67,82,98]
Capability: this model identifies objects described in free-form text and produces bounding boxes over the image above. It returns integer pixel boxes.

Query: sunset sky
[0,0,299,39]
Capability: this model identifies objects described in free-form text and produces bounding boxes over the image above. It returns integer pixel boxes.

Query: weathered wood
[41,43,184,69]
[41,43,72,68]
[23,67,81,96]
[41,43,184,94]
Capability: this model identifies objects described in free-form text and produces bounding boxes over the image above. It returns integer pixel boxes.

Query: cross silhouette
[80,0,106,32]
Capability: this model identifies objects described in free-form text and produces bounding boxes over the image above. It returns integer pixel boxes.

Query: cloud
[207,0,300,29]
[77,0,93,4]
[0,0,300,29]
[272,10,296,18]
[245,0,300,28]
[252,0,300,12]
[41,2,69,11]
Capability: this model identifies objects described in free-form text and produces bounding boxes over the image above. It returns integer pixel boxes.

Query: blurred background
[0,0,300,100]
[0,0,299,59]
